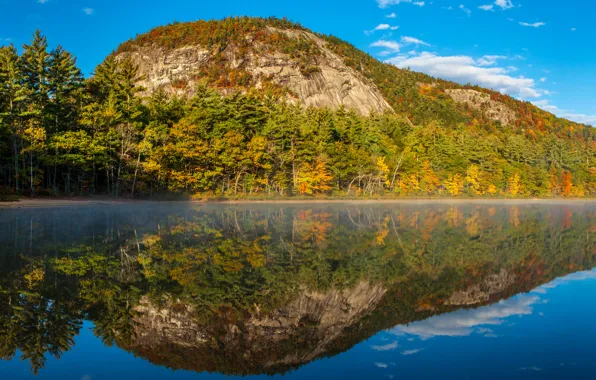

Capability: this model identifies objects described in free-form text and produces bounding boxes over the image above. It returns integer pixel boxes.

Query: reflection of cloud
[375,362,389,368]
[533,270,596,294]
[519,367,541,372]
[476,327,497,337]
[391,295,539,339]
[402,348,424,355]
[391,269,596,341]
[476,327,492,334]
[372,341,398,351]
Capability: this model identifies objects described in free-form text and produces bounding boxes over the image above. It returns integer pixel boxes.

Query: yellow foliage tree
[487,184,498,196]
[508,173,522,196]
[444,174,464,196]
[296,158,333,195]
[420,160,439,195]
[573,183,585,197]
[465,165,483,195]
[377,157,391,187]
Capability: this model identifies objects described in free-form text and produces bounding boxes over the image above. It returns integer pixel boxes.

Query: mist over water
[0,202,594,379]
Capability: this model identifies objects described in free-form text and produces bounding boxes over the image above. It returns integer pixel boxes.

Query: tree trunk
[12,137,18,195]
[30,152,34,197]
[131,150,142,197]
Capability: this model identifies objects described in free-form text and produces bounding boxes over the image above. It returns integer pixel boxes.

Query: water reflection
[393,293,540,339]
[0,202,593,377]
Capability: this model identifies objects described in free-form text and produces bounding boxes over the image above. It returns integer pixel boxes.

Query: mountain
[112,17,590,132]
[1,17,594,198]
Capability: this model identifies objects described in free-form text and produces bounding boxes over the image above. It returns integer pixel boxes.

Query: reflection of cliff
[128,281,386,374]
[445,269,516,306]
[121,259,594,376]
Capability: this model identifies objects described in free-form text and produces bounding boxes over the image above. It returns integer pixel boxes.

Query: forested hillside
[0,17,594,199]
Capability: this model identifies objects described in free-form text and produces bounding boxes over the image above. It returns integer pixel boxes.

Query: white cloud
[82,7,94,15]
[386,12,397,18]
[366,24,399,35]
[479,5,494,11]
[371,341,399,351]
[459,4,471,16]
[495,0,514,9]
[377,0,423,8]
[519,21,546,28]
[401,36,430,46]
[386,52,541,98]
[378,0,407,8]
[477,55,507,66]
[375,362,389,368]
[375,24,391,31]
[371,39,401,53]
[539,77,547,82]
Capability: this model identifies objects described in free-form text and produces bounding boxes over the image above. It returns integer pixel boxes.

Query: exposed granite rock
[446,89,517,125]
[115,28,393,115]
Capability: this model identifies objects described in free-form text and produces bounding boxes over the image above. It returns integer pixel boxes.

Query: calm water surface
[0,202,594,379]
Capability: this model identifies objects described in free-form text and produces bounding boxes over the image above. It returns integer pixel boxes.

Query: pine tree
[47,46,83,133]
[20,30,51,195]
[0,45,28,194]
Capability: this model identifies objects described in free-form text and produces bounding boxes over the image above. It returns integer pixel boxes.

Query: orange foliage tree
[561,171,573,197]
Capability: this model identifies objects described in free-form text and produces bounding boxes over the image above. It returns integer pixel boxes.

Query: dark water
[0,202,594,379]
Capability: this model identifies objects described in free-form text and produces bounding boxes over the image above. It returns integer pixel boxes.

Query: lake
[0,201,594,379]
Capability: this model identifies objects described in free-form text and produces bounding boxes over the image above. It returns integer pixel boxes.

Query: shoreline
[1,197,594,209]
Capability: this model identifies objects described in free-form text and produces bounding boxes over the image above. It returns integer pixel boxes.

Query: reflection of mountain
[129,281,387,374]
[0,203,593,375]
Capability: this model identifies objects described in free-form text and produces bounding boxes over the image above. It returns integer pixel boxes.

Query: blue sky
[1,0,594,125]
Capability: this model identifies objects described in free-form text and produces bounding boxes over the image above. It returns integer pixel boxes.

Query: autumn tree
[444,174,464,196]
[296,158,332,195]
[561,171,573,197]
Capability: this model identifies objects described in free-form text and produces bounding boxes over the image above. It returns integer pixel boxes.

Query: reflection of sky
[1,269,595,379]
[532,270,596,294]
[390,269,596,340]
[360,268,596,379]
[392,294,539,339]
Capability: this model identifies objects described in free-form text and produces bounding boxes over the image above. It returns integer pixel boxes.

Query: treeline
[0,29,594,198]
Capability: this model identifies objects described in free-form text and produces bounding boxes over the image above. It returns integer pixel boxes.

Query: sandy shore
[1,197,594,209]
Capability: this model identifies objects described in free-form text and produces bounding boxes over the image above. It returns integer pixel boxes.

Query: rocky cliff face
[446,89,516,126]
[127,281,387,374]
[115,28,393,115]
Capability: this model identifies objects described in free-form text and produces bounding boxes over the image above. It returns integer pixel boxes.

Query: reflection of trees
[0,204,593,375]
[0,263,83,374]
